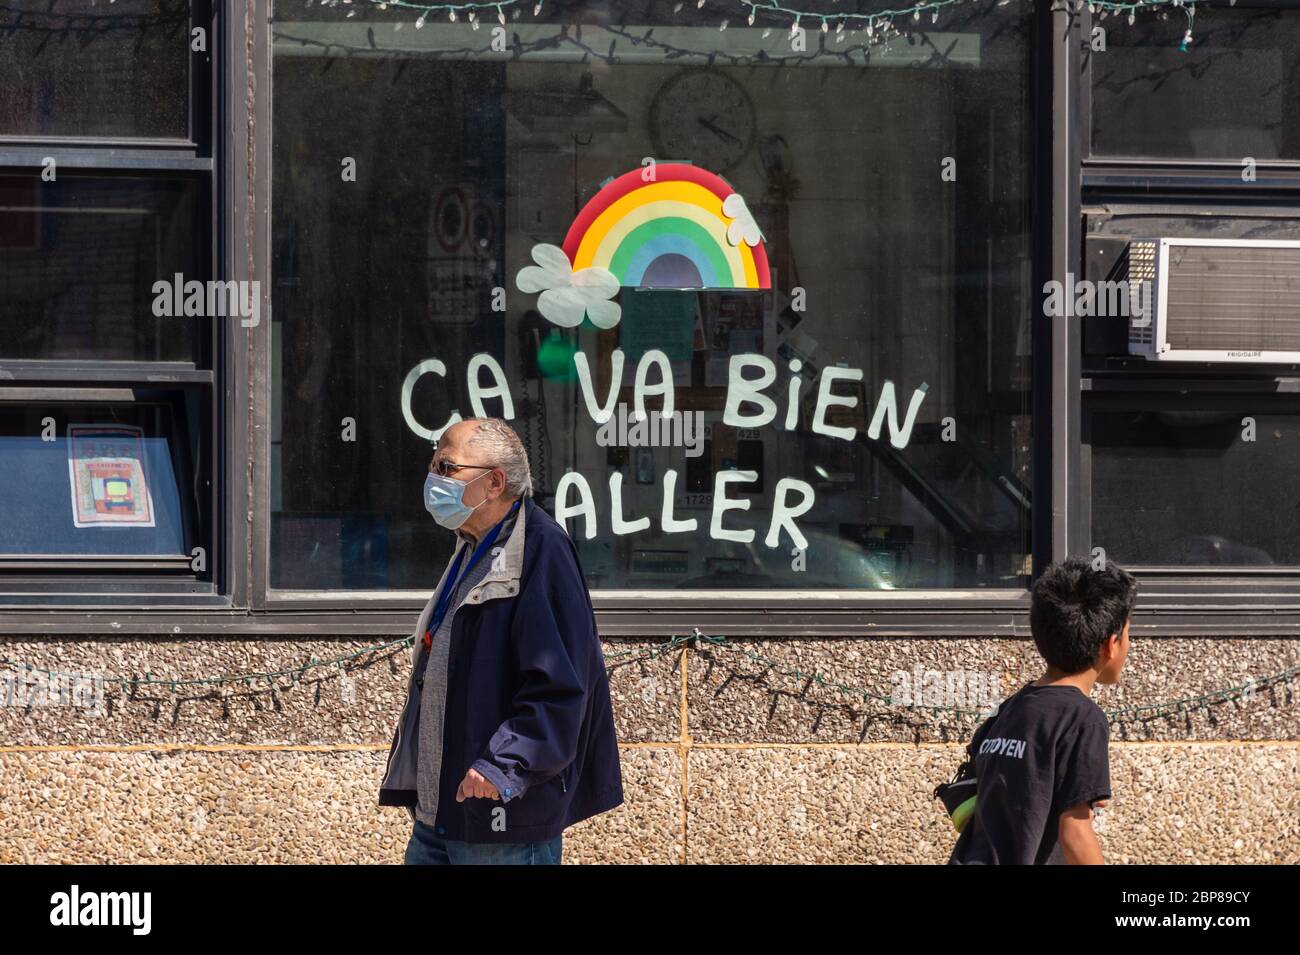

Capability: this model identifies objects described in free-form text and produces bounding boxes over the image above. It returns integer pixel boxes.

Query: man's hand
[455,767,501,802]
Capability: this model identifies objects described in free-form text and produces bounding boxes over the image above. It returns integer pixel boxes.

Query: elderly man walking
[379,417,623,864]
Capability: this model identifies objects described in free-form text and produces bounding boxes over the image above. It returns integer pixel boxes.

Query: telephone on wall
[517,309,546,380]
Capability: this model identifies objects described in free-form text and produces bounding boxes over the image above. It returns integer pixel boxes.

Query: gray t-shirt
[413,516,515,827]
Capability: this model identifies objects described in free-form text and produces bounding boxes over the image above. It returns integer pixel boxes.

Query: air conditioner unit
[1123,237,1300,364]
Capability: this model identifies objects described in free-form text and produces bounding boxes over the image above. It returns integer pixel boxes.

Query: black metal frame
[1073,1,1300,619]
[243,0,1050,634]
[0,0,230,608]
[5,0,1299,635]
[1081,384,1300,556]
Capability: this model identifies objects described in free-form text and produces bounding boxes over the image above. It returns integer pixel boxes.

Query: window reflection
[0,0,191,139]
[1090,4,1300,160]
[0,175,203,363]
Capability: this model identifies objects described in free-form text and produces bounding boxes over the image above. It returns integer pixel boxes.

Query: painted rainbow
[562,163,771,290]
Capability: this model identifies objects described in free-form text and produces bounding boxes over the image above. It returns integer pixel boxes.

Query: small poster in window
[619,291,697,363]
[67,425,156,528]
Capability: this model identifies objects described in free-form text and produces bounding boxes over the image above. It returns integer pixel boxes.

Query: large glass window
[1088,0,1300,161]
[0,1,217,595]
[0,393,206,564]
[270,0,1034,591]
[0,174,205,362]
[1088,397,1300,568]
[0,0,193,140]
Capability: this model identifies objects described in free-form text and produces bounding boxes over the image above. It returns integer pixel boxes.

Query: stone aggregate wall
[1,635,1296,863]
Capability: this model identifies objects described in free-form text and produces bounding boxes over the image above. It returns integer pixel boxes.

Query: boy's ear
[1097,631,1120,664]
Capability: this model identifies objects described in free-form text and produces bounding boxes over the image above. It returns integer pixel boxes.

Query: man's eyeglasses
[429,458,495,478]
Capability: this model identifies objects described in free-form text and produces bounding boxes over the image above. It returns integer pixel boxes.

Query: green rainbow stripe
[608,217,738,288]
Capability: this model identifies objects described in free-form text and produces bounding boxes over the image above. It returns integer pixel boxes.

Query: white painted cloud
[722,193,763,248]
[516,243,621,329]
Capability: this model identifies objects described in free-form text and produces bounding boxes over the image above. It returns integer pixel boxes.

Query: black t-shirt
[948,682,1111,865]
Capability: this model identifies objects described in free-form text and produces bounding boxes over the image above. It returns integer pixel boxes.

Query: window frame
[1082,380,1300,573]
[0,0,210,151]
[245,0,1055,636]
[1073,2,1300,626]
[0,0,237,610]
[1080,0,1300,169]
[31,1,1300,635]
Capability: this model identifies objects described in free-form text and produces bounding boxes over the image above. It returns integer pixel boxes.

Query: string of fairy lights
[0,0,1237,52]
[3,629,1295,723]
[0,0,1210,53]
[275,15,985,66]
[309,0,1219,49]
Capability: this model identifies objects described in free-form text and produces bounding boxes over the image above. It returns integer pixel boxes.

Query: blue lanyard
[423,499,521,651]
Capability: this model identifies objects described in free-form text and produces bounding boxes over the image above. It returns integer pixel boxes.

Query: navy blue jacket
[379,496,624,842]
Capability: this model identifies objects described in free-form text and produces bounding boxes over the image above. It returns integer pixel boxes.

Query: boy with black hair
[948,556,1136,865]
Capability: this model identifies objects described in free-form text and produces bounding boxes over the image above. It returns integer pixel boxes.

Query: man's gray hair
[462,418,533,498]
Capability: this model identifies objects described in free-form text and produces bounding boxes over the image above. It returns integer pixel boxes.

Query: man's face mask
[423,469,492,530]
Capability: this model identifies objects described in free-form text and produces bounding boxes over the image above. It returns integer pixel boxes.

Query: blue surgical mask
[423,469,490,530]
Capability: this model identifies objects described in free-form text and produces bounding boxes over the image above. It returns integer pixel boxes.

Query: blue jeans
[403,818,563,865]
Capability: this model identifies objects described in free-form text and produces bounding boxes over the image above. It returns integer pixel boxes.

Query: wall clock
[649,69,757,174]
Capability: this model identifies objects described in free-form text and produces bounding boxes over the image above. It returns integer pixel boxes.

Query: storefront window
[270,0,1033,591]
[1090,403,1300,567]
[1089,1,1300,161]
[1082,204,1300,570]
[0,396,203,561]
[0,174,204,363]
[0,2,215,590]
[0,0,193,140]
